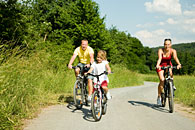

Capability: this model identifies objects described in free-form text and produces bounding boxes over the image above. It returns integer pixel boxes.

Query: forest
[1,0,195,75]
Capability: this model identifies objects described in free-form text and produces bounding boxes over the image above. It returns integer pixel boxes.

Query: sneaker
[173,85,176,91]
[157,97,162,106]
[87,95,92,103]
[106,92,112,100]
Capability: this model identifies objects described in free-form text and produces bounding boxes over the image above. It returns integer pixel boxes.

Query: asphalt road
[24,82,195,130]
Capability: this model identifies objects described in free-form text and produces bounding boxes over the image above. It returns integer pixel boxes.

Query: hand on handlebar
[156,65,161,70]
[85,64,90,68]
[177,64,182,69]
[84,72,88,76]
[68,64,72,69]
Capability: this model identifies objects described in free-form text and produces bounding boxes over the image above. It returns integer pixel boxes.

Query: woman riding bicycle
[156,38,181,106]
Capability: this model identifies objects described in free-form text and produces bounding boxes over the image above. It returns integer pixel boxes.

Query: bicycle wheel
[168,81,174,113]
[102,94,107,115]
[102,103,107,115]
[73,80,83,109]
[83,83,89,106]
[91,89,102,121]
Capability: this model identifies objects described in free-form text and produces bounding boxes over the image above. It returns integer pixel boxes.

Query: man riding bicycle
[68,39,94,102]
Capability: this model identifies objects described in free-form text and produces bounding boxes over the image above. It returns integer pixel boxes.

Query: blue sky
[93,0,195,47]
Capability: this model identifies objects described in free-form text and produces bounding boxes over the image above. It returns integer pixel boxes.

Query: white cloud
[167,18,178,24]
[183,10,195,17]
[184,18,195,24]
[145,0,182,15]
[136,23,153,28]
[134,29,171,47]
[159,22,165,26]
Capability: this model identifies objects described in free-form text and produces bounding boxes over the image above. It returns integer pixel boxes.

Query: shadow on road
[128,100,169,113]
[66,102,95,122]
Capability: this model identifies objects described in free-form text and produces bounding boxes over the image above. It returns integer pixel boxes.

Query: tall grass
[0,50,75,130]
[140,74,195,108]
[109,64,144,88]
[174,75,195,108]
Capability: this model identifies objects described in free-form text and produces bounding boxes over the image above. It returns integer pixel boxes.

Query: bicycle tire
[83,83,89,106]
[168,81,174,113]
[91,89,102,121]
[73,80,83,109]
[102,103,107,115]
[161,92,166,107]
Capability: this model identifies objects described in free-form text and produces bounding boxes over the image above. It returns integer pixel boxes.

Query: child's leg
[102,86,108,93]
[101,81,108,93]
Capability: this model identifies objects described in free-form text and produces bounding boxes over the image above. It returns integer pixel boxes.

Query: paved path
[24,82,195,130]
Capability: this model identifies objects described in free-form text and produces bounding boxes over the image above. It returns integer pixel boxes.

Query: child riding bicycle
[85,50,112,100]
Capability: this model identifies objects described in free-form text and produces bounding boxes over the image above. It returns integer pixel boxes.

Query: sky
[93,0,195,47]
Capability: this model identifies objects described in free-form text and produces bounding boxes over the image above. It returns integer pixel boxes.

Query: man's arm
[68,54,77,69]
[90,53,94,64]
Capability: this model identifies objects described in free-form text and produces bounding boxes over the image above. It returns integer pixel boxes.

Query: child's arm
[106,63,111,74]
[87,67,94,74]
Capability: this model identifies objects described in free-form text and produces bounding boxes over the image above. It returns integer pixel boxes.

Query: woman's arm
[172,49,181,69]
[156,49,162,69]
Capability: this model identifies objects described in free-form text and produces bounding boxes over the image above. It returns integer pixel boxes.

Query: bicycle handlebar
[161,65,177,70]
[87,71,113,77]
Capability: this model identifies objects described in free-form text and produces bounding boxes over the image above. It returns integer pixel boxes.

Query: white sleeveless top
[91,61,109,84]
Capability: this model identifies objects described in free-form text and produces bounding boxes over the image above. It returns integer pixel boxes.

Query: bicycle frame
[72,66,89,108]
[161,66,177,113]
[88,71,109,121]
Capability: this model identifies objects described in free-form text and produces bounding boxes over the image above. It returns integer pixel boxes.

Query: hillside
[152,42,195,54]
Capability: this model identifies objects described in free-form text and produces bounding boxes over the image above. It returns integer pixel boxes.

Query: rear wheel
[91,90,102,121]
[168,81,174,113]
[73,80,83,109]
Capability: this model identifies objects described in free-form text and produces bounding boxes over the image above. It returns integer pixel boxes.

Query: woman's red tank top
[160,49,172,66]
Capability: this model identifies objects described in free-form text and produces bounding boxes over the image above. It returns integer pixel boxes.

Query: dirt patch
[175,103,195,121]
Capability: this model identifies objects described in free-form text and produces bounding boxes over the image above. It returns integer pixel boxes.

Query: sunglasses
[164,38,172,42]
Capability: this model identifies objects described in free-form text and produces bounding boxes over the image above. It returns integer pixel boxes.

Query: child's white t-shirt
[91,60,109,84]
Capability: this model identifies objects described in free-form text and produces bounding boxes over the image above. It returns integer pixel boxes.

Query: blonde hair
[97,50,107,60]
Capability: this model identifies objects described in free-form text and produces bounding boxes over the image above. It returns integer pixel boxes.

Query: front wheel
[91,90,102,121]
[161,92,166,107]
[73,80,83,109]
[102,103,107,115]
[168,81,174,113]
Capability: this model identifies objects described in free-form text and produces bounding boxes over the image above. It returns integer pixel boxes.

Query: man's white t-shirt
[91,61,109,84]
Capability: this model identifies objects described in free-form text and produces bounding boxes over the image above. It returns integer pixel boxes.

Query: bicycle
[72,66,89,109]
[88,71,112,121]
[160,65,177,113]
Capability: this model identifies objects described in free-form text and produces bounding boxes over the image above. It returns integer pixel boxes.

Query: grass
[0,50,75,130]
[109,64,144,88]
[140,74,195,108]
